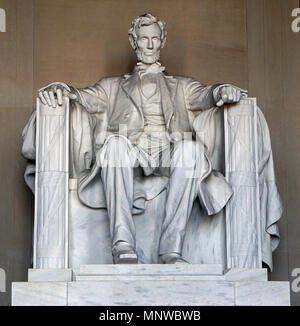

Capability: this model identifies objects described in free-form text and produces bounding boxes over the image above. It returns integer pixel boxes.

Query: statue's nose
[147,39,153,49]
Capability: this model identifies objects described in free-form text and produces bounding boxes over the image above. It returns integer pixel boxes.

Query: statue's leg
[100,136,138,262]
[159,139,200,263]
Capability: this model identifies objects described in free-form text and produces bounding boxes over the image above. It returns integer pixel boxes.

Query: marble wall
[0,0,34,307]
[247,0,300,306]
[0,0,299,305]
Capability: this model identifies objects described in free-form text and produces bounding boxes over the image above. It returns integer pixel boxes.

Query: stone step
[26,266,268,283]
[69,280,235,306]
[13,267,289,306]
[75,274,226,281]
[75,267,268,282]
[224,268,268,281]
[78,264,224,276]
[28,268,72,282]
[12,279,290,306]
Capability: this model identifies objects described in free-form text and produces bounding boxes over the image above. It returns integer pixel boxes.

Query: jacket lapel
[121,73,142,115]
[159,74,178,128]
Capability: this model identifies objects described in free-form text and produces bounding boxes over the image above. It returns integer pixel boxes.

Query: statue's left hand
[215,85,248,107]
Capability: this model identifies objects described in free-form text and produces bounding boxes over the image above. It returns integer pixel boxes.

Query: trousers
[100,134,204,255]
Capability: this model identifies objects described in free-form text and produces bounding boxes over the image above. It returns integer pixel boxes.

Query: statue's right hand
[38,82,77,108]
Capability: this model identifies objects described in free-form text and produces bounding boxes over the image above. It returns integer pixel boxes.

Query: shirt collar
[134,62,166,77]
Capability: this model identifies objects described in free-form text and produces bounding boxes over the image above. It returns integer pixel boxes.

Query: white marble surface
[12,282,67,306]
[224,99,262,269]
[19,13,283,276]
[12,268,290,306]
[235,281,290,306]
[68,188,113,267]
[75,265,268,282]
[78,264,223,276]
[28,269,72,282]
[75,268,267,281]
[225,268,268,281]
[34,98,69,269]
[68,181,228,268]
[75,275,227,281]
[68,280,235,306]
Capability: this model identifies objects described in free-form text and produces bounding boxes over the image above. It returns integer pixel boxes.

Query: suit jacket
[71,71,220,144]
[69,71,233,216]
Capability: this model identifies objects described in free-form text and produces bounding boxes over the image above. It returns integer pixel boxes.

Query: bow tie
[134,62,165,78]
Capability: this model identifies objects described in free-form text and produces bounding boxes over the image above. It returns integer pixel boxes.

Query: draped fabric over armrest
[257,109,283,270]
[193,105,282,270]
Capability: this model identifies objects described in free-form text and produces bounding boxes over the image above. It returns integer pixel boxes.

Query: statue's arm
[37,79,109,114]
[69,79,109,114]
[184,78,221,110]
[184,78,247,110]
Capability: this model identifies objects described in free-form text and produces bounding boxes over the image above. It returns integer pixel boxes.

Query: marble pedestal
[12,265,290,306]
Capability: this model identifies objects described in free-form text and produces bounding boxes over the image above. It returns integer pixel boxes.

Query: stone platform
[12,265,290,306]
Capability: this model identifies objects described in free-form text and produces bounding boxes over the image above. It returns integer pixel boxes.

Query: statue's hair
[128,13,167,50]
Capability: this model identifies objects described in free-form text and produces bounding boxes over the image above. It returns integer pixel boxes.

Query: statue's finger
[43,91,52,107]
[216,99,224,107]
[39,92,47,105]
[49,90,57,108]
[231,88,237,102]
[228,87,234,101]
[222,92,228,102]
[57,88,63,105]
[69,92,77,100]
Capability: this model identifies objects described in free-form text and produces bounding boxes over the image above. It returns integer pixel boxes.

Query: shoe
[159,253,189,264]
[112,241,138,264]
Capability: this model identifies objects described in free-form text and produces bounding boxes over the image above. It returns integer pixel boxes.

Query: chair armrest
[33,96,70,269]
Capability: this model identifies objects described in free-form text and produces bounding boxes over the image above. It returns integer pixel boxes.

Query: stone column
[33,97,69,268]
[224,98,262,269]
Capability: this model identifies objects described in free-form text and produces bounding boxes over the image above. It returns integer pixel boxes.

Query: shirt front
[136,70,171,164]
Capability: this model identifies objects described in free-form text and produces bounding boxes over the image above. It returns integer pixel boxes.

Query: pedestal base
[12,265,290,306]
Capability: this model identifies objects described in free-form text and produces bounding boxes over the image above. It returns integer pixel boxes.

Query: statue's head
[128,13,167,64]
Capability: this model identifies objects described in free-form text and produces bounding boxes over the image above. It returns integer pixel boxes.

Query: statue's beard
[136,49,161,64]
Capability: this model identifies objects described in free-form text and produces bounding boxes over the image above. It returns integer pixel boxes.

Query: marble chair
[21,97,282,272]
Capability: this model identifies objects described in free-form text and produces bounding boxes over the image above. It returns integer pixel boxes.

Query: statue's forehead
[136,23,161,37]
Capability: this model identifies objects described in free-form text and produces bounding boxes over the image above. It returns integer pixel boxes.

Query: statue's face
[135,23,162,64]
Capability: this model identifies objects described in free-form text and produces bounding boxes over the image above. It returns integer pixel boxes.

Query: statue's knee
[104,136,134,167]
[105,136,129,154]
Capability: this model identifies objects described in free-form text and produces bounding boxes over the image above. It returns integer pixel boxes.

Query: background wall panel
[247,0,300,306]
[0,0,299,305]
[33,0,248,90]
[0,0,34,306]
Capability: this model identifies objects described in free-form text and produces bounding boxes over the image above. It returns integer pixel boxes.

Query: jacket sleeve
[184,78,221,111]
[69,78,109,114]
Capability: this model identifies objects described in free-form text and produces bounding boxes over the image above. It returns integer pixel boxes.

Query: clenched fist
[214,85,248,107]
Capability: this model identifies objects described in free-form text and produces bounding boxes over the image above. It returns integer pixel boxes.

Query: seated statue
[22,13,282,269]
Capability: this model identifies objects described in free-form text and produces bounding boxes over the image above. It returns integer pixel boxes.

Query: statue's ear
[129,35,136,50]
[161,36,167,49]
